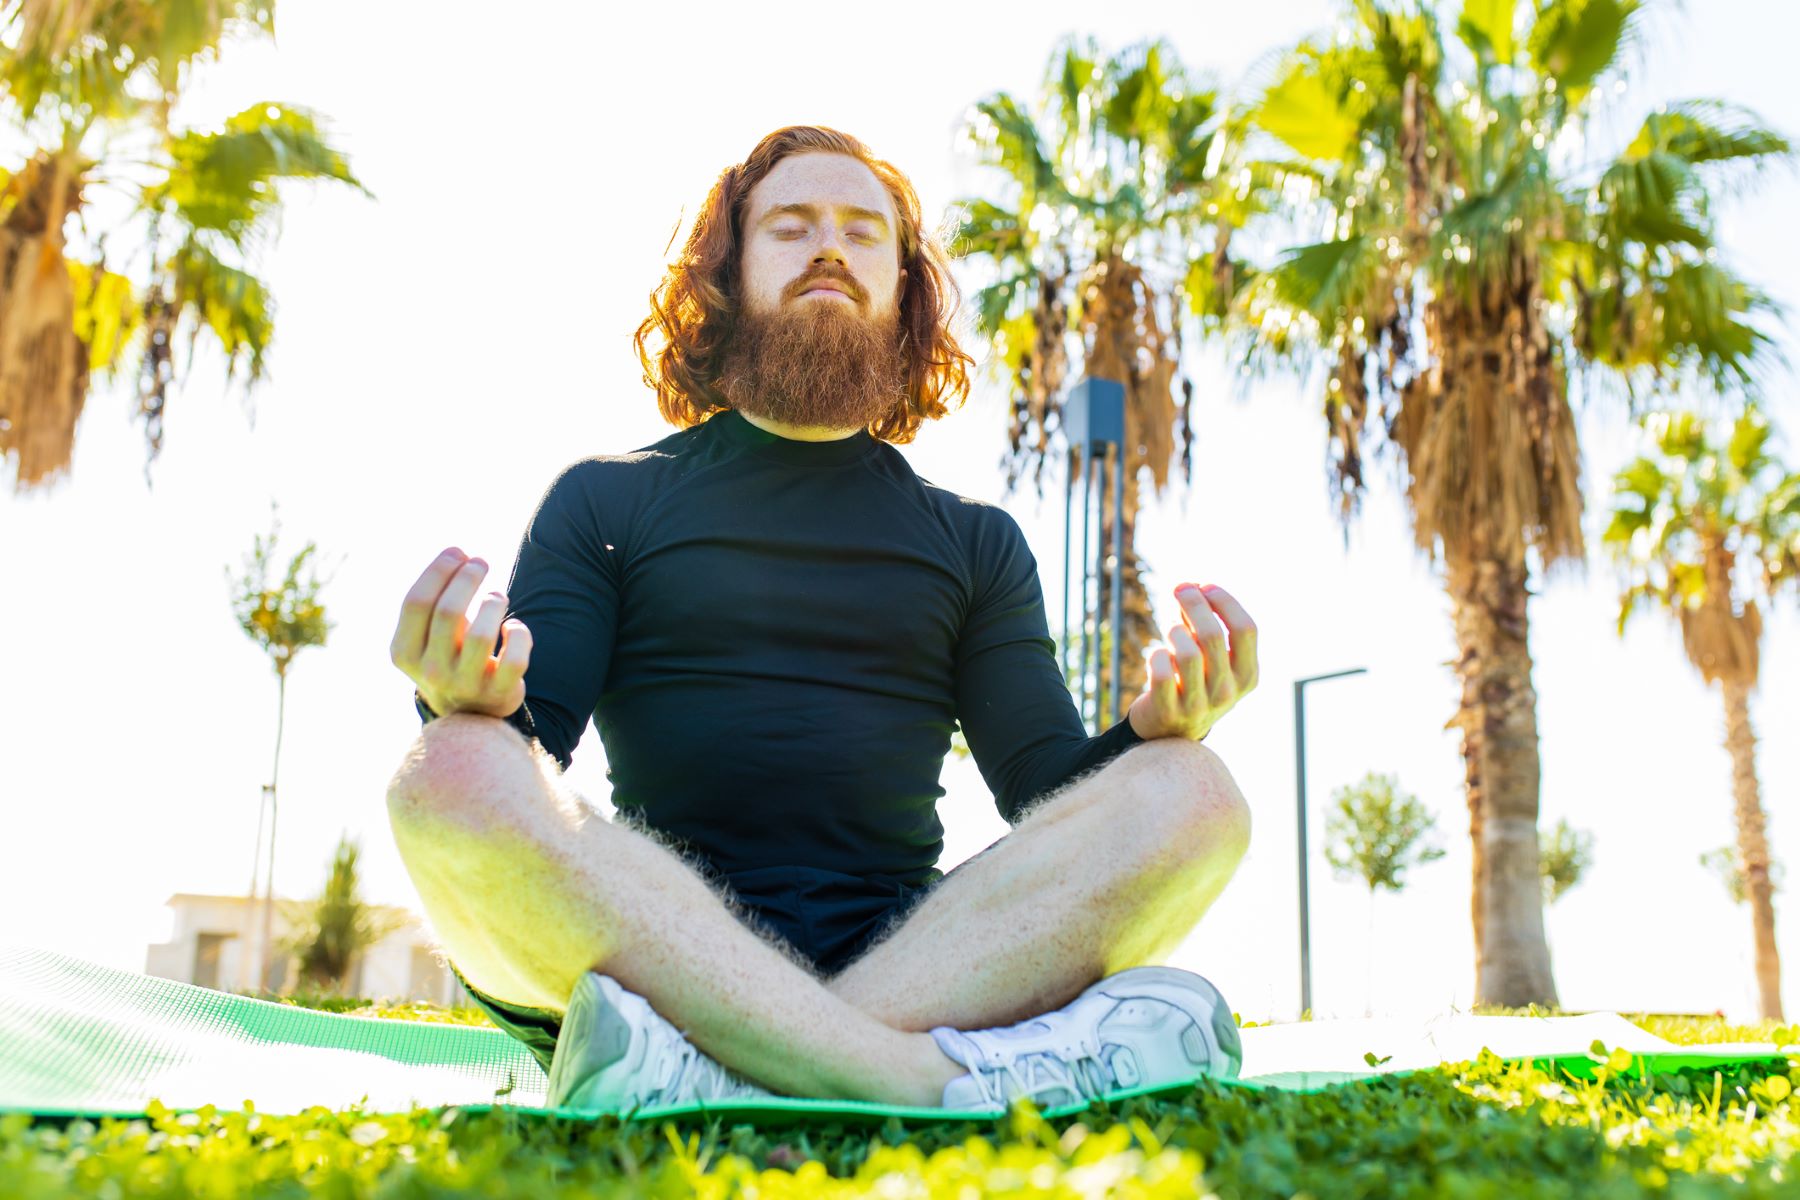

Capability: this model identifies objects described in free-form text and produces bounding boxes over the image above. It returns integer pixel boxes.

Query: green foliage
[276,834,409,994]
[1701,846,1786,907]
[0,0,367,478]
[950,35,1233,495]
[1323,771,1446,894]
[225,501,338,678]
[243,991,493,1024]
[1232,0,1792,523]
[8,1019,1800,1197]
[1539,817,1595,905]
[1605,407,1800,639]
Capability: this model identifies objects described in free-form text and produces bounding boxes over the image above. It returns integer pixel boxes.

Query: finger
[422,558,489,678]
[391,547,467,668]
[454,593,510,692]
[1168,623,1208,721]
[491,618,533,694]
[1200,584,1259,694]
[1176,585,1231,702]
[1148,644,1180,705]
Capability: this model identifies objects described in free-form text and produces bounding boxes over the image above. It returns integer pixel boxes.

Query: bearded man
[386,125,1260,1114]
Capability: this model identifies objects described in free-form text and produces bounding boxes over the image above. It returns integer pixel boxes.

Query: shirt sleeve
[413,461,623,773]
[953,506,1145,824]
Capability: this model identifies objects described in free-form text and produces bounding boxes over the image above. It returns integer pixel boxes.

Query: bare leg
[384,713,961,1106]
[826,738,1252,1031]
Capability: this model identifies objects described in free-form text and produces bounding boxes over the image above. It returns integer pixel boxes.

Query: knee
[386,712,538,833]
[1127,739,1252,868]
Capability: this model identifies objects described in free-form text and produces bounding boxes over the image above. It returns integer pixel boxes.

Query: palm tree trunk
[1722,678,1782,1021]
[1445,551,1558,1008]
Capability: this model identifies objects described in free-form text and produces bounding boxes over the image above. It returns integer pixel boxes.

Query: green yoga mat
[1,944,1787,1125]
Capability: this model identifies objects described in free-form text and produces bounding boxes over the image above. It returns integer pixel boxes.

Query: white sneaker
[545,972,777,1112]
[930,966,1242,1113]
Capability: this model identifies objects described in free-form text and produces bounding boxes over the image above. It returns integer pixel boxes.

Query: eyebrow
[757,202,891,234]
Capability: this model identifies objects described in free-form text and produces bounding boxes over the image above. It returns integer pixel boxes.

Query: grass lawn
[5,996,1799,1198]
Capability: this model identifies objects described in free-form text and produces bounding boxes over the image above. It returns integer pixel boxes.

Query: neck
[735,409,864,442]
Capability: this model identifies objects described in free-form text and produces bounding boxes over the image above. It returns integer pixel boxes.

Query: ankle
[899,1030,966,1107]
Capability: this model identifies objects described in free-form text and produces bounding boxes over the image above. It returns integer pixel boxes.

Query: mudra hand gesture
[390,547,533,719]
[1127,583,1258,742]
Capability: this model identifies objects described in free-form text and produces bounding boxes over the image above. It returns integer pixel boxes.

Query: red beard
[717,295,908,432]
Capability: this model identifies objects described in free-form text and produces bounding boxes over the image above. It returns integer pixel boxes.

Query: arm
[952,508,1146,824]
[413,462,622,772]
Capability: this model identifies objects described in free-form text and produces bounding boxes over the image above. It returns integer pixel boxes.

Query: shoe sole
[1078,965,1243,1080]
[545,971,636,1110]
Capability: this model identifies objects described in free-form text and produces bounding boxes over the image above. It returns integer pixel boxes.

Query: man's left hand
[1127,583,1258,742]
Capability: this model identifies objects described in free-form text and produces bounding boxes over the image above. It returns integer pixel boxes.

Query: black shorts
[447,863,941,1076]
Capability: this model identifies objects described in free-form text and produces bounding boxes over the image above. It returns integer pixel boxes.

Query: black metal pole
[1080,444,1094,734]
[1294,681,1311,1018]
[1294,667,1369,1019]
[1062,447,1073,687]
[1079,440,1093,731]
[1108,442,1123,727]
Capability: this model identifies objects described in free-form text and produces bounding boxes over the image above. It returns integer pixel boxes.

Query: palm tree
[1605,407,1800,1020]
[949,38,1252,724]
[0,0,366,495]
[1224,0,1790,1006]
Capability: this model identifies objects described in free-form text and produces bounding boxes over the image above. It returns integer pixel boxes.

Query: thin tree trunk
[243,785,266,991]
[260,670,287,992]
[1367,886,1376,1018]
[1722,678,1782,1021]
[1445,551,1558,1008]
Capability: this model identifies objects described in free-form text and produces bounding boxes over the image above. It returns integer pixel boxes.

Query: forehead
[745,152,897,226]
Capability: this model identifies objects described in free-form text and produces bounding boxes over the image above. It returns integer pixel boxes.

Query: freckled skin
[383,149,1261,1106]
[733,153,907,443]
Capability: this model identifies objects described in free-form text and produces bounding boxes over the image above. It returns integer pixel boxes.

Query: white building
[144,892,473,1006]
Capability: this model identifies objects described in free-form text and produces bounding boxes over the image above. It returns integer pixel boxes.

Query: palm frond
[170,237,273,383]
[1256,54,1364,163]
[970,272,1034,340]
[1592,151,1711,249]
[151,103,366,248]
[1526,0,1639,105]
[1269,236,1379,324]
[67,257,140,375]
[1629,101,1792,170]
[947,198,1028,264]
[963,93,1060,203]
[1726,409,1774,480]
[1457,0,1520,65]
[1,0,274,123]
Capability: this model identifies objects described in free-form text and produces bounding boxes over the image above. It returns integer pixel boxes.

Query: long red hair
[635,126,974,443]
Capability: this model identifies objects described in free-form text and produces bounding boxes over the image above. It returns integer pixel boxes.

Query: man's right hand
[390,547,532,719]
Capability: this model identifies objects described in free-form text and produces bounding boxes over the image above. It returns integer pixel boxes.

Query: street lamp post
[1295,667,1368,1018]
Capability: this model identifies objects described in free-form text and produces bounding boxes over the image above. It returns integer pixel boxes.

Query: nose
[810,223,850,267]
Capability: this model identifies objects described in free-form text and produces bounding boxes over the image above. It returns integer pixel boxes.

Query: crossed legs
[384,713,1251,1106]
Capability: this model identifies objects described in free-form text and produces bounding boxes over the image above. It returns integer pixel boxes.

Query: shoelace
[645,1036,757,1105]
[966,1035,1115,1109]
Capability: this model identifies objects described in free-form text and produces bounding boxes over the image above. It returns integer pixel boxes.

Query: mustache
[783,264,866,304]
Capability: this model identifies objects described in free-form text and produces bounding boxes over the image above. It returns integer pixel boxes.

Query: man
[386,126,1258,1115]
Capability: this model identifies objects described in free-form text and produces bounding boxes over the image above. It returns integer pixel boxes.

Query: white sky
[2,0,1796,1023]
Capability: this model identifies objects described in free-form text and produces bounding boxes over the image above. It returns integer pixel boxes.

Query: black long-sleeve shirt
[415,408,1143,886]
